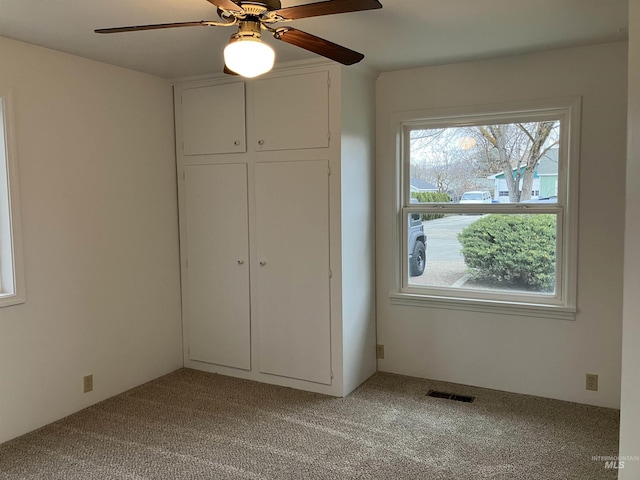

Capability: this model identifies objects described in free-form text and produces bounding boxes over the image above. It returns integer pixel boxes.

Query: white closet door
[255,160,331,384]
[184,163,250,370]
[181,82,246,155]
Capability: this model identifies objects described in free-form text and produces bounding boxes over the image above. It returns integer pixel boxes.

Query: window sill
[0,292,26,308]
[389,292,576,321]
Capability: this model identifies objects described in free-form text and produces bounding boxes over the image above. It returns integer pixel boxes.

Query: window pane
[409,121,560,205]
[0,91,25,307]
[0,98,11,294]
[408,213,557,295]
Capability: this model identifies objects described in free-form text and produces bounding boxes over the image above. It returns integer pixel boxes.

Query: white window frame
[0,88,26,308]
[389,97,581,320]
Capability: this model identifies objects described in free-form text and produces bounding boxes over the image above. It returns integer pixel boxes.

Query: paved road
[410,214,483,287]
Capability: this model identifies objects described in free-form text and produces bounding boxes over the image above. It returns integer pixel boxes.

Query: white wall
[619,0,640,475]
[376,42,627,408]
[340,67,377,394]
[0,37,183,444]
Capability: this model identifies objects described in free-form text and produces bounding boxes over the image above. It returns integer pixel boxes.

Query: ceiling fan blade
[274,0,382,20]
[95,21,218,34]
[224,64,240,76]
[205,0,244,13]
[274,27,364,65]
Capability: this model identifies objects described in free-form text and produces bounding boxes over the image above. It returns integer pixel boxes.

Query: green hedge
[411,192,451,221]
[458,214,556,291]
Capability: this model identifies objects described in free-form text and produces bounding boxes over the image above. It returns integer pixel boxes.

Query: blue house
[488,148,559,202]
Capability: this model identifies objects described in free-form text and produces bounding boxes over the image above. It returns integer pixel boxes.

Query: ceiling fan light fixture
[224,35,275,78]
[96,0,382,74]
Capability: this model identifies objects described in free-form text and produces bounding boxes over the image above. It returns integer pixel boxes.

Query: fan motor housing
[235,17,263,37]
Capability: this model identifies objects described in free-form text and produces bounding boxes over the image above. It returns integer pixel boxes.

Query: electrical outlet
[586,373,598,391]
[83,374,93,393]
[376,344,385,359]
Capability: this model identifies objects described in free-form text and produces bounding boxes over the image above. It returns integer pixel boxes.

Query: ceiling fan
[95,0,383,78]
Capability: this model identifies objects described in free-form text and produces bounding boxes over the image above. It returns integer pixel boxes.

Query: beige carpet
[0,369,620,479]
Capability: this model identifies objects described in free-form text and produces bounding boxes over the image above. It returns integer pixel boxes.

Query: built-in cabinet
[174,63,376,396]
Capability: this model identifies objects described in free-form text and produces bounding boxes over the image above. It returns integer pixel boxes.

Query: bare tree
[518,122,556,201]
[476,122,558,202]
[408,121,558,202]
[410,127,485,197]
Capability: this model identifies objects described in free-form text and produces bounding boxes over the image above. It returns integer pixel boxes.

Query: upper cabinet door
[181,82,246,155]
[253,71,329,152]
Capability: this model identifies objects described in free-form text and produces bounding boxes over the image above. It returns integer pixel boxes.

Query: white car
[459,191,492,204]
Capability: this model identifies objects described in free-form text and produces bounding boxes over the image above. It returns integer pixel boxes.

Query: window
[392,98,580,319]
[0,89,25,307]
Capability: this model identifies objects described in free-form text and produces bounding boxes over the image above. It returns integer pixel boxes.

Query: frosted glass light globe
[224,37,275,78]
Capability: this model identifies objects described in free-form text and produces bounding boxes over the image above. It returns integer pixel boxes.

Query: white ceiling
[0,0,629,79]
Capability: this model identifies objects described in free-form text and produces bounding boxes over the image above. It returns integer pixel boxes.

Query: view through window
[399,102,578,312]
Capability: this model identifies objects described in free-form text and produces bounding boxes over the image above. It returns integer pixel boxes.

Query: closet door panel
[184,163,251,369]
[255,159,331,384]
[181,82,246,155]
[253,72,329,151]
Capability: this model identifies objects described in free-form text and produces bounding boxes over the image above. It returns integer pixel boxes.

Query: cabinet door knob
[234,140,240,146]
[259,260,267,266]
[258,139,265,146]
[237,260,245,265]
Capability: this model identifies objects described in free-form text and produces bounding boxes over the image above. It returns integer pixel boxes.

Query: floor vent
[426,390,475,403]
